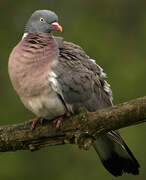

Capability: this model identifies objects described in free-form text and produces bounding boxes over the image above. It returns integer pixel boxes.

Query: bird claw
[53,117,63,128]
[29,117,44,129]
[53,112,71,128]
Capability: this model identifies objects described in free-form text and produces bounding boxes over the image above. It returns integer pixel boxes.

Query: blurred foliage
[0,0,146,179]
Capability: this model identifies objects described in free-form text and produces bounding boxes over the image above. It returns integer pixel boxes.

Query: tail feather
[93,131,140,176]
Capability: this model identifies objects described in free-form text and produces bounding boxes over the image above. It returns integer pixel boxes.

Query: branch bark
[0,96,146,152]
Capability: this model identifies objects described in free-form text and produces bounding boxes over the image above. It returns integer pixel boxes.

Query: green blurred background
[0,0,146,179]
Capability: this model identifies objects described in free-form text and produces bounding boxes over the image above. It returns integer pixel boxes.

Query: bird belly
[21,90,66,119]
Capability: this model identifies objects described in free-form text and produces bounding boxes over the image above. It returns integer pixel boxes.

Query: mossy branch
[0,96,146,152]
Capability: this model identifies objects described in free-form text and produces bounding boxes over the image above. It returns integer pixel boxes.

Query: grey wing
[52,40,113,113]
[52,39,140,176]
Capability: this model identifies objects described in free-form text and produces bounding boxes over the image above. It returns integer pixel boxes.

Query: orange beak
[51,22,63,32]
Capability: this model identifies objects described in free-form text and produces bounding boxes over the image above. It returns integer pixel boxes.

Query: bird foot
[53,112,71,128]
[29,117,44,129]
[53,117,63,128]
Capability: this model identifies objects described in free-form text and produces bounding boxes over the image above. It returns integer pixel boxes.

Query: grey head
[25,10,62,34]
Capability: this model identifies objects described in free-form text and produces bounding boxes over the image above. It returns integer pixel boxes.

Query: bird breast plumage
[8,34,66,118]
[20,87,66,118]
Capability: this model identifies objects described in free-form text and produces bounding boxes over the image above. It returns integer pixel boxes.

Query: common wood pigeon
[8,10,140,177]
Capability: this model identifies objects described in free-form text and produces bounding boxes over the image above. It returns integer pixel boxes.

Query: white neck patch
[22,33,28,39]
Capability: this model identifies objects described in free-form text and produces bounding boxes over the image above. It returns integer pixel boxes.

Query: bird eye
[40,18,44,22]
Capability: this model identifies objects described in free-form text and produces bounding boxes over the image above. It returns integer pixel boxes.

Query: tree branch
[0,96,146,152]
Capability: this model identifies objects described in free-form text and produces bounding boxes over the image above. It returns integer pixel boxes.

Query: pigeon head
[25,10,62,34]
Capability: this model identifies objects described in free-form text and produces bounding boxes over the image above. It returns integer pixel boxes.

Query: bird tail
[93,131,140,176]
